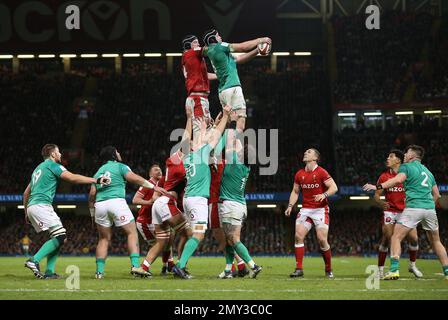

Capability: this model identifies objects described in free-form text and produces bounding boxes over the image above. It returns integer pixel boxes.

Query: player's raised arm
[235,48,259,65]
[124,171,168,195]
[208,105,231,148]
[363,173,406,192]
[231,37,271,53]
[285,183,300,217]
[60,171,110,186]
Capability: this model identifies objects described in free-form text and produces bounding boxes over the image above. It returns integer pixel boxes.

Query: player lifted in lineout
[202,29,272,133]
[373,150,422,279]
[132,164,175,276]
[285,149,338,278]
[88,146,167,279]
[23,144,110,279]
[363,145,448,280]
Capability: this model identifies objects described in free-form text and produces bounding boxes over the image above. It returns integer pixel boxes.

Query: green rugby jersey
[398,160,436,209]
[184,144,213,198]
[28,159,67,206]
[220,151,250,205]
[94,161,131,202]
[204,42,241,92]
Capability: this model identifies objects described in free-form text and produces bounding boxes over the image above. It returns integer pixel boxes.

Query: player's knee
[50,227,67,246]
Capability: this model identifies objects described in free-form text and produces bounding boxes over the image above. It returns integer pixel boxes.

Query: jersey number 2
[421,172,429,187]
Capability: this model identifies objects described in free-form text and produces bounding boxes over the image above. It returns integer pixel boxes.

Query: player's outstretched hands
[223,105,232,115]
[261,37,272,45]
[285,206,292,217]
[362,183,376,192]
[314,193,326,202]
[98,176,111,186]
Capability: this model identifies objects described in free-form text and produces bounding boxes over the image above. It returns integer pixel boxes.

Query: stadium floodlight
[273,52,290,56]
[102,54,119,58]
[38,54,55,58]
[166,53,182,57]
[59,54,77,58]
[363,112,382,116]
[17,54,35,59]
[144,53,162,57]
[80,54,98,58]
[57,205,77,209]
[0,55,13,59]
[17,205,25,209]
[136,205,141,209]
[380,196,385,200]
[123,53,140,57]
[337,112,356,117]
[257,204,277,208]
[349,196,370,200]
[395,111,413,115]
[294,52,311,56]
[297,204,303,208]
[424,110,442,114]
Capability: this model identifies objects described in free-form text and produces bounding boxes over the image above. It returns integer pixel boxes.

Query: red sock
[237,261,246,271]
[231,263,236,272]
[162,250,171,265]
[320,248,332,272]
[295,244,305,270]
[378,251,388,267]
[408,249,417,263]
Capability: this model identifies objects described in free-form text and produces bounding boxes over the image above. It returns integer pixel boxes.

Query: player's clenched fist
[284,205,292,217]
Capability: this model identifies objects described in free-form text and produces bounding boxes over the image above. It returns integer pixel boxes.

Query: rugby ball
[257,42,271,56]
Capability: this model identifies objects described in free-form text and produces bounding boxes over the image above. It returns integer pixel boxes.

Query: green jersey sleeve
[49,162,67,178]
[398,163,409,177]
[119,163,132,176]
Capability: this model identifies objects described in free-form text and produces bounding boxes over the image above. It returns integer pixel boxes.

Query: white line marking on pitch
[1,288,447,293]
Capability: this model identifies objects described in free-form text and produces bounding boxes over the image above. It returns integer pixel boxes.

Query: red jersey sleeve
[376,173,386,185]
[137,186,151,197]
[319,168,332,183]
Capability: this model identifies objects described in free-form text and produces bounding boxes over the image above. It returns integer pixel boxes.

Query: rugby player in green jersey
[88,146,167,279]
[217,128,263,279]
[23,144,110,279]
[364,145,448,280]
[172,105,232,279]
[202,29,271,133]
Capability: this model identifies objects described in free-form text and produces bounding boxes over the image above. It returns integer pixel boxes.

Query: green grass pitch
[0,256,447,300]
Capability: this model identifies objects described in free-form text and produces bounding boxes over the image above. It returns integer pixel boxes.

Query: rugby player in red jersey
[373,150,422,279]
[139,109,194,277]
[132,164,175,276]
[285,148,338,278]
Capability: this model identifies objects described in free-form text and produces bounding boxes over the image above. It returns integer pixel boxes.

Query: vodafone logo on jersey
[301,183,320,189]
[387,186,404,192]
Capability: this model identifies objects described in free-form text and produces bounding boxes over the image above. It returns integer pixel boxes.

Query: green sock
[96,258,106,273]
[443,265,448,276]
[130,253,140,268]
[390,257,400,272]
[45,248,60,275]
[233,242,254,267]
[225,246,235,271]
[178,237,200,269]
[33,238,59,263]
